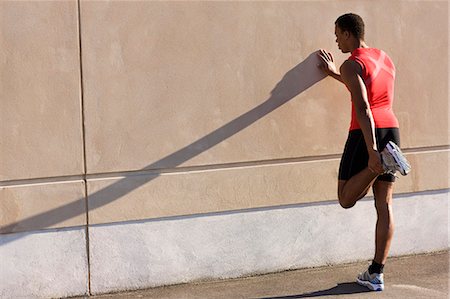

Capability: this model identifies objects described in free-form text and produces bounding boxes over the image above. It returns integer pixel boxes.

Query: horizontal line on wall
[402,144,450,154]
[0,176,85,188]
[1,145,448,187]
[1,188,448,236]
[86,153,342,180]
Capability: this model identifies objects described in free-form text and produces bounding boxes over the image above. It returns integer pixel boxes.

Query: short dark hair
[335,13,365,40]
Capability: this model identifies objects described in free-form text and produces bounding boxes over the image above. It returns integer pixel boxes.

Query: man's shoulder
[340,59,363,76]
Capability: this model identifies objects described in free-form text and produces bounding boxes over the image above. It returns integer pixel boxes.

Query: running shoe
[356,269,385,291]
[381,141,411,176]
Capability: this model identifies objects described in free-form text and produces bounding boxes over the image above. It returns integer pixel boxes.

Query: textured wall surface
[88,190,448,295]
[0,0,448,297]
[79,0,448,227]
[0,228,88,298]
[0,1,83,181]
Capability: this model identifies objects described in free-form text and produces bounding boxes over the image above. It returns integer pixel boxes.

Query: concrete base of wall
[0,190,447,298]
[89,189,448,295]
[0,227,89,298]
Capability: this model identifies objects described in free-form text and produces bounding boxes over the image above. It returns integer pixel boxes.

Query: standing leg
[373,180,395,265]
[356,179,394,291]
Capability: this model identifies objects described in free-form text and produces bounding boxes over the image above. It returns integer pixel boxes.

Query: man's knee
[338,188,368,209]
[338,196,356,209]
[338,191,367,209]
[340,202,355,209]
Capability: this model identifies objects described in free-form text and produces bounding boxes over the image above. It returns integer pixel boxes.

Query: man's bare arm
[340,60,384,174]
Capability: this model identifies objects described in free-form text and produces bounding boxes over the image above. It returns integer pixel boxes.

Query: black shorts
[338,128,400,182]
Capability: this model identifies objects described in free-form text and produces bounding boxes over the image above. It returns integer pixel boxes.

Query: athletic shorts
[338,128,400,182]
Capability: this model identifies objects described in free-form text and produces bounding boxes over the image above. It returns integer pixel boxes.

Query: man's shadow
[1,51,327,243]
[258,282,371,298]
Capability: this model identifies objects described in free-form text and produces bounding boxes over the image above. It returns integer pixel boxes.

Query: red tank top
[348,48,399,130]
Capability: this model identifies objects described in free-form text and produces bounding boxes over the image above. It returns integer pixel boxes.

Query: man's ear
[343,31,351,40]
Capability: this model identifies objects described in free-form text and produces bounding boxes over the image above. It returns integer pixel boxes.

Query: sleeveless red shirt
[348,48,399,130]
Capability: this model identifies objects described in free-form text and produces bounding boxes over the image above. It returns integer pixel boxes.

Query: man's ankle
[368,260,385,274]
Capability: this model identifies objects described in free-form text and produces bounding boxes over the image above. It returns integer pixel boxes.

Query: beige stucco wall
[0,1,83,182]
[0,1,87,233]
[1,0,448,233]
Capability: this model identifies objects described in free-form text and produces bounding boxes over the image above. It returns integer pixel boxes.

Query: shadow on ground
[258,282,371,298]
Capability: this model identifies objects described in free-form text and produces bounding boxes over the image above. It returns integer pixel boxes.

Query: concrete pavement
[73,251,448,299]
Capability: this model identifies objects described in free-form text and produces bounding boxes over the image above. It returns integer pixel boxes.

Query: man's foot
[381,141,411,176]
[356,269,385,291]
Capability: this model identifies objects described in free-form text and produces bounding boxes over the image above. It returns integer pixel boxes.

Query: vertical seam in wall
[77,0,91,295]
[446,2,450,190]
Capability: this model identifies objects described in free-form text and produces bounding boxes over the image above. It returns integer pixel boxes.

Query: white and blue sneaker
[356,269,385,291]
[381,141,411,176]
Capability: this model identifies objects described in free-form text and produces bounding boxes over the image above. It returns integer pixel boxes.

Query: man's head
[334,13,365,53]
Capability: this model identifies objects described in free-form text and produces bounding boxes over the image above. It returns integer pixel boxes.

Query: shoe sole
[386,142,410,176]
[356,278,384,291]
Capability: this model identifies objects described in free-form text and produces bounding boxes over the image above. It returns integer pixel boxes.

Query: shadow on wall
[0,51,327,244]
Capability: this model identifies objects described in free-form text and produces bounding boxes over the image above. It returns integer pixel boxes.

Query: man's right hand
[317,49,338,76]
[368,149,384,175]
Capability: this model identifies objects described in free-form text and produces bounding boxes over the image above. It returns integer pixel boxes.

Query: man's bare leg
[338,167,380,208]
[373,180,394,264]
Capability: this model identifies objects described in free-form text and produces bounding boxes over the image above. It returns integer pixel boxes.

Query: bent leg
[338,167,379,208]
[373,180,394,264]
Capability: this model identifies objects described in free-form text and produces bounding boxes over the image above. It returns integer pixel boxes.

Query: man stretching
[318,13,410,291]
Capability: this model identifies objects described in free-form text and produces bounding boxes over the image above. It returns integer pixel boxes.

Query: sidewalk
[75,251,448,299]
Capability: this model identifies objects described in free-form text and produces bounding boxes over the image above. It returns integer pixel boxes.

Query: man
[318,13,411,291]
